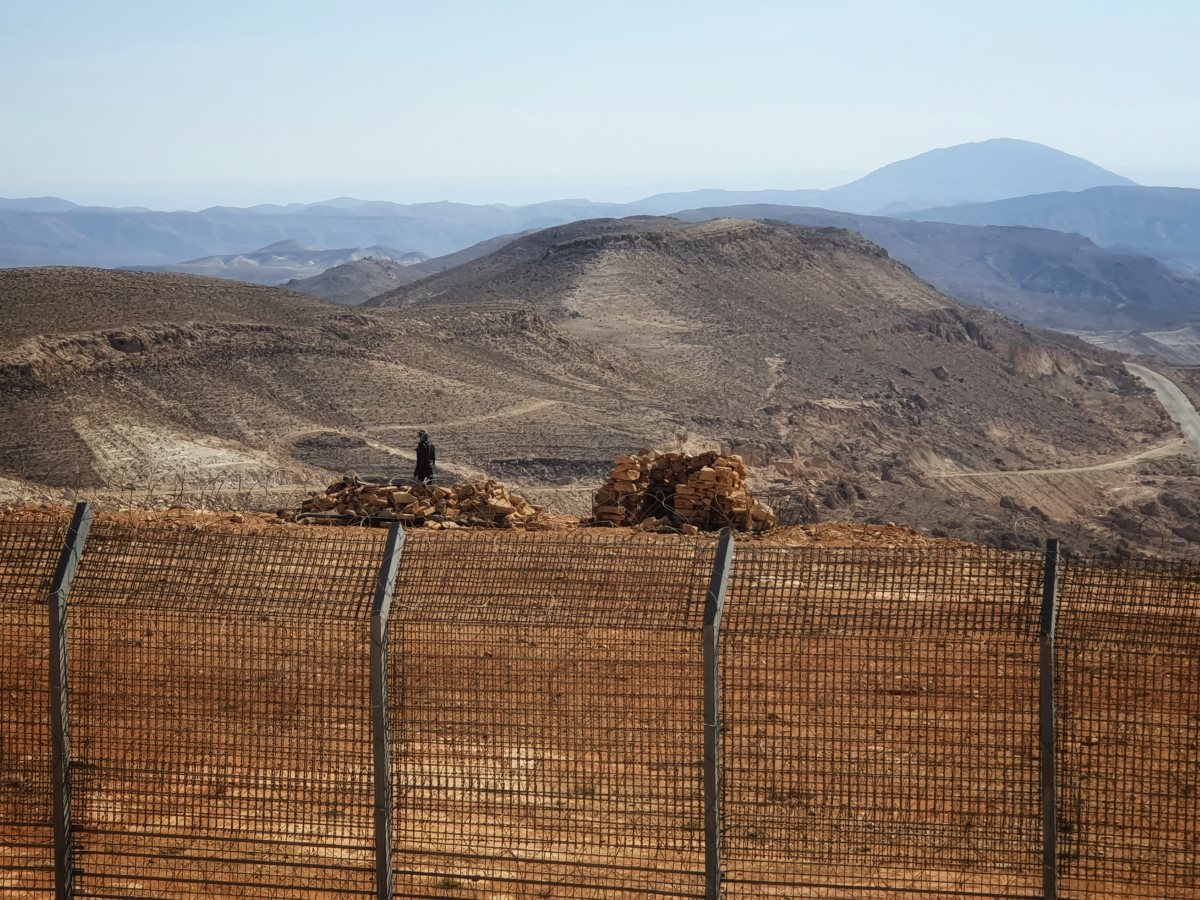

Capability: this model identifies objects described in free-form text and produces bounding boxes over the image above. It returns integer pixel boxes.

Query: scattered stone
[590,450,777,532]
[289,477,545,529]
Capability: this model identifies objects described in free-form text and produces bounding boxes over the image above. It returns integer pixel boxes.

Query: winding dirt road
[1125,363,1200,457]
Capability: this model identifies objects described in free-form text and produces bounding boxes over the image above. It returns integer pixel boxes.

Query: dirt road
[936,438,1187,480]
[934,363,1200,483]
[1126,362,1200,457]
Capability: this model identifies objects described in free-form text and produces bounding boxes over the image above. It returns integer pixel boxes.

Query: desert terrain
[2,219,1199,556]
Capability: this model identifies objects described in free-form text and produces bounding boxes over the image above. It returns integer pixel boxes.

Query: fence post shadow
[370,524,406,900]
[703,528,735,900]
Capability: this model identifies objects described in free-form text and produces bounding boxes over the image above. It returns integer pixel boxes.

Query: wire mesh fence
[2,508,1199,898]
[388,531,716,897]
[0,510,67,895]
[722,547,1045,898]
[1056,558,1200,900]
[64,521,386,898]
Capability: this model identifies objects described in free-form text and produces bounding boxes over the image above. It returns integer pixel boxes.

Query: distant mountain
[0,139,1140,268]
[285,257,427,304]
[0,196,81,213]
[904,186,1200,275]
[0,199,624,268]
[287,229,553,305]
[674,204,1200,335]
[633,139,1135,215]
[826,139,1135,214]
[119,241,428,286]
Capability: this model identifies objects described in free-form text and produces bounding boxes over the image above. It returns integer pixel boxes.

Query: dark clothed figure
[414,430,436,484]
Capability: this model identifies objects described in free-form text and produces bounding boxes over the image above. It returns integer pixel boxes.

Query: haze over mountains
[905,186,1200,275]
[0,197,623,267]
[0,138,1155,268]
[122,240,428,286]
[630,139,1136,216]
[5,135,1200,363]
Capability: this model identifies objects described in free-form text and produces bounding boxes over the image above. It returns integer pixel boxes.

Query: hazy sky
[3,0,1198,208]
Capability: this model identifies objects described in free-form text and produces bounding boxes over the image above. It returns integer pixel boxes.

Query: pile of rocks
[293,477,544,529]
[592,451,777,532]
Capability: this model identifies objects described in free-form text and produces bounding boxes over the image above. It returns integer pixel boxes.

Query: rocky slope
[285,257,427,304]
[2,223,1197,555]
[674,204,1200,335]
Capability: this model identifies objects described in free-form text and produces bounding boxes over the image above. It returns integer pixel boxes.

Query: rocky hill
[673,204,1200,335]
[370,217,1199,553]
[906,186,1200,275]
[285,257,427,304]
[2,225,1197,555]
[121,240,427,286]
[0,267,330,342]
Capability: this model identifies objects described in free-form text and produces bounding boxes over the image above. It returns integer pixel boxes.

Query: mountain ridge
[671,204,1200,335]
[903,185,1200,275]
[629,139,1135,215]
[117,241,427,286]
[0,138,1142,268]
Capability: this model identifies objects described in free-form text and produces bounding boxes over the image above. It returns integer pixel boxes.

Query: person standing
[414,430,436,484]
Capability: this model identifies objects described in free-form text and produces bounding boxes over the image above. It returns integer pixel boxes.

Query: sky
[2,0,1199,209]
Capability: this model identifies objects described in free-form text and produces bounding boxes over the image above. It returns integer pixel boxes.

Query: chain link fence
[2,507,1198,898]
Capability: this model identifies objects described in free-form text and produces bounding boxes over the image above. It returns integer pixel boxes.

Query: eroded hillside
[2,225,1197,554]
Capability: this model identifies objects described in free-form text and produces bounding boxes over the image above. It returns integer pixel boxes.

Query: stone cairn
[294,477,544,529]
[591,450,777,533]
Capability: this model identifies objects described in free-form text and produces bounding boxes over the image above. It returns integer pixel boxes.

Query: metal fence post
[1040,538,1060,900]
[703,529,735,900]
[371,524,405,900]
[49,502,92,900]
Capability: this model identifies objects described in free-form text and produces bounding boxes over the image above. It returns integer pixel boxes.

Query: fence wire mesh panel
[1056,558,1200,899]
[64,521,385,898]
[0,510,67,895]
[722,547,1045,897]
[388,531,716,898]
